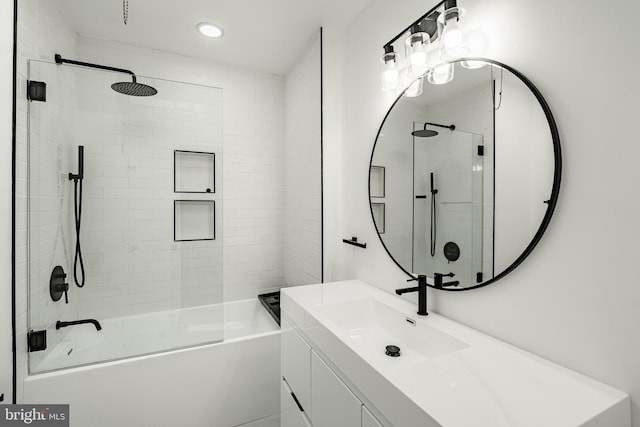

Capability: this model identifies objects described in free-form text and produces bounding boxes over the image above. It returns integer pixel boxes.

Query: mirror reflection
[370,59,558,289]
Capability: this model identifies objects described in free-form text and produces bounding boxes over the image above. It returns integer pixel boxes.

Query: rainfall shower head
[55,54,157,97]
[412,129,440,137]
[111,81,158,97]
[412,122,455,138]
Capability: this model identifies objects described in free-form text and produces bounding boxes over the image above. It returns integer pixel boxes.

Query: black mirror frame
[368,58,562,291]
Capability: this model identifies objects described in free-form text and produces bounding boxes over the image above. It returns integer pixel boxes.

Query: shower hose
[430,173,437,257]
[73,178,85,288]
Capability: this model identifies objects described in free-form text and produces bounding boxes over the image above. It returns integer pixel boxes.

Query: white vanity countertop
[281,280,630,427]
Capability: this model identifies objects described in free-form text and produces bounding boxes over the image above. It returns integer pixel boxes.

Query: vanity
[280,280,630,427]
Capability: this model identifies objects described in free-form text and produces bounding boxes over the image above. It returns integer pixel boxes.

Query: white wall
[0,0,14,404]
[284,31,322,286]
[336,0,640,425]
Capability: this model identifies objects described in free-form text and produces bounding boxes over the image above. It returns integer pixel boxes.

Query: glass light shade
[438,8,469,60]
[404,77,423,97]
[426,63,454,85]
[404,31,430,78]
[460,60,487,69]
[380,49,400,91]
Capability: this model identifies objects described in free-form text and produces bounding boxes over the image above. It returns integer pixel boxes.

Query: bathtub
[24,299,281,427]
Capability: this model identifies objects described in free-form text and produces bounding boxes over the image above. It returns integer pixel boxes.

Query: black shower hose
[431,190,437,257]
[73,178,85,288]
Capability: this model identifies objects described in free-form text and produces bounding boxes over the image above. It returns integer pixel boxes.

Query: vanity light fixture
[380,45,400,91]
[381,0,478,92]
[196,22,224,39]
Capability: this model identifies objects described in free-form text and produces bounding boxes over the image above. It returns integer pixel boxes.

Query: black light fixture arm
[54,54,138,83]
[384,0,448,48]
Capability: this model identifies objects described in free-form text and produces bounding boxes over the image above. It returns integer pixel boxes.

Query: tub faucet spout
[56,318,102,331]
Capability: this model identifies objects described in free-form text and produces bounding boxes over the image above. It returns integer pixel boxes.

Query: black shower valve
[50,265,70,304]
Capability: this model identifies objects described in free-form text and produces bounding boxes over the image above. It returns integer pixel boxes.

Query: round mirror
[369,58,561,290]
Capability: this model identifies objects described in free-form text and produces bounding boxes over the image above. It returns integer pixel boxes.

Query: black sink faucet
[395,274,429,316]
[56,319,102,331]
[434,272,460,289]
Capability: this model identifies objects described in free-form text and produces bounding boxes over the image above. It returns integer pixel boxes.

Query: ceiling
[56,0,371,75]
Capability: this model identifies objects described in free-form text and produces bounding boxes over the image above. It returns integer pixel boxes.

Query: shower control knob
[50,266,70,304]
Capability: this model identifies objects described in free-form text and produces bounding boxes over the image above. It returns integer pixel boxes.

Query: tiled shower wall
[74,34,286,303]
[283,32,322,286]
[69,71,224,319]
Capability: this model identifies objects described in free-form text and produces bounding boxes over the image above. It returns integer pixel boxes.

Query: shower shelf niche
[174,150,215,194]
[174,200,216,241]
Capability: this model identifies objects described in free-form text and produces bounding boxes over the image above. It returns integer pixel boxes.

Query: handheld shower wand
[430,172,438,257]
[69,146,85,288]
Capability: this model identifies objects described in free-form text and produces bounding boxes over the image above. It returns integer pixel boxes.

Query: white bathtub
[24,299,281,427]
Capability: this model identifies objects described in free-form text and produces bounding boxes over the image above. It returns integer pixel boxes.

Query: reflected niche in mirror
[369,59,561,290]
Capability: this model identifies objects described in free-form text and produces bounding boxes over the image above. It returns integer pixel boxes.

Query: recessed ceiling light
[196,22,224,39]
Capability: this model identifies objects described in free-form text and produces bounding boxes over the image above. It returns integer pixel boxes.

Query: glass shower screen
[25,59,224,373]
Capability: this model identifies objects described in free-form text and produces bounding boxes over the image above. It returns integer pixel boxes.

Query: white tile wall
[66,33,287,306]
[283,31,322,286]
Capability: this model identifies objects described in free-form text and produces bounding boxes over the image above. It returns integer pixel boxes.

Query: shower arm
[54,54,138,83]
[423,122,456,131]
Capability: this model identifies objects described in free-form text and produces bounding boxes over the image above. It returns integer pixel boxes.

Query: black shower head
[412,129,439,137]
[55,54,158,97]
[111,81,158,97]
[412,122,455,138]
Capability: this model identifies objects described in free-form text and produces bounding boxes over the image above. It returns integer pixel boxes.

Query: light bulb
[426,63,454,85]
[410,51,427,69]
[404,77,423,98]
[383,68,399,85]
[442,20,463,49]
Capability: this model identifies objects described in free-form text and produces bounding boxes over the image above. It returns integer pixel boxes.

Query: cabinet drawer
[362,405,384,427]
[281,379,312,427]
[281,318,311,415]
[310,349,362,427]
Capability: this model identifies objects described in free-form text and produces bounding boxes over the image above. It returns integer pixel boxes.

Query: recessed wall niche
[174,150,215,193]
[174,200,216,241]
[370,166,385,198]
[371,203,385,234]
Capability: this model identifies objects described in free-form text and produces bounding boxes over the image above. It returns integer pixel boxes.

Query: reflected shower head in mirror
[412,122,455,137]
[55,54,157,97]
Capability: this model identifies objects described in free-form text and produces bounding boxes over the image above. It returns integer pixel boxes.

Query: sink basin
[313,298,468,363]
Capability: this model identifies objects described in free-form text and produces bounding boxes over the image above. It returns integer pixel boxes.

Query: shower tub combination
[24,57,281,427]
[25,298,281,427]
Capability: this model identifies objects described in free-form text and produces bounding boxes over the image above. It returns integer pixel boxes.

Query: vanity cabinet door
[310,349,361,427]
[281,318,311,415]
[362,405,384,427]
[281,379,312,427]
